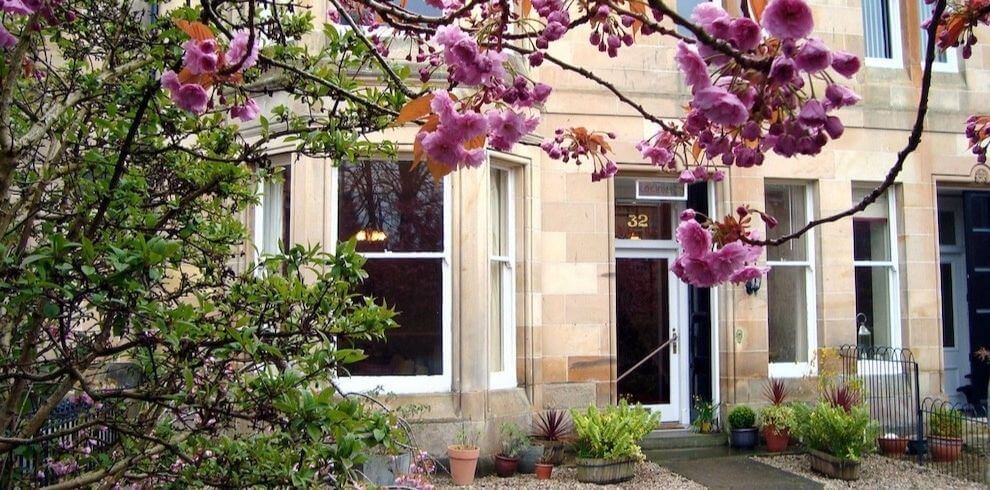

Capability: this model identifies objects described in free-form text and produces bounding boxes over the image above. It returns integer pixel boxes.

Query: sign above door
[636,179,687,201]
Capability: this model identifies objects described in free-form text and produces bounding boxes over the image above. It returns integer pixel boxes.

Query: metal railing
[920,398,990,483]
[616,333,677,383]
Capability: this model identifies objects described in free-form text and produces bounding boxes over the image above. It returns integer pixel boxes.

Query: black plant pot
[730,428,758,449]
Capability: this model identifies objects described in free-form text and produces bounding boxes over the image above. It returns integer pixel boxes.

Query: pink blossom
[824,115,844,139]
[591,160,617,181]
[230,99,260,121]
[691,3,730,33]
[675,42,711,89]
[798,99,826,128]
[183,39,220,75]
[487,109,538,151]
[830,51,861,78]
[0,25,15,49]
[676,219,712,258]
[824,84,861,109]
[762,0,814,40]
[678,168,698,184]
[432,25,506,87]
[794,38,832,73]
[692,86,749,127]
[2,0,40,15]
[680,209,697,221]
[769,56,797,84]
[161,70,209,113]
[227,29,260,70]
[729,265,769,284]
[729,18,762,51]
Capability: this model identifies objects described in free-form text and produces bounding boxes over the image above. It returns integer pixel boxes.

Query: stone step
[639,429,727,450]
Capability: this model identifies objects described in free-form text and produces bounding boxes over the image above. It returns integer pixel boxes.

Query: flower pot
[877,437,909,456]
[535,463,554,480]
[807,449,861,481]
[763,426,789,452]
[537,440,566,465]
[929,436,964,462]
[362,452,411,486]
[730,428,758,449]
[517,443,544,473]
[575,457,636,484]
[447,445,479,486]
[494,454,519,477]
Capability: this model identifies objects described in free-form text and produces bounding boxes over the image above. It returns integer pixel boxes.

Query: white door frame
[615,244,690,424]
[938,195,971,404]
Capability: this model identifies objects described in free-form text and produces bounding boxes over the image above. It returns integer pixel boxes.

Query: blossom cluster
[393,450,436,490]
[541,127,618,181]
[966,115,990,163]
[638,0,861,183]
[1,0,76,49]
[160,24,259,120]
[672,209,769,288]
[929,0,988,59]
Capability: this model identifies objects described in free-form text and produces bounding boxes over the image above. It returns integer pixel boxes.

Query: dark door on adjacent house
[963,192,990,406]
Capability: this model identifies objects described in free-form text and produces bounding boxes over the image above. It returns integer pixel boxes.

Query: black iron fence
[839,345,990,484]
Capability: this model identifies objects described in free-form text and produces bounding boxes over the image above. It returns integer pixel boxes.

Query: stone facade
[251,1,990,455]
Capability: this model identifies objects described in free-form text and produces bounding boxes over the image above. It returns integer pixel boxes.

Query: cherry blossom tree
[0,0,981,486]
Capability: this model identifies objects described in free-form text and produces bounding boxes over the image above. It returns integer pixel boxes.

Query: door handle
[671,329,677,355]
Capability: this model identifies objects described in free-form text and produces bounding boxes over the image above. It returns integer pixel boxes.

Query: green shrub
[929,407,963,438]
[728,405,756,430]
[571,401,658,461]
[759,404,796,434]
[795,403,878,462]
[498,422,530,458]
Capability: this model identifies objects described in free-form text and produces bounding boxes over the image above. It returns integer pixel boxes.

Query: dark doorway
[686,183,713,417]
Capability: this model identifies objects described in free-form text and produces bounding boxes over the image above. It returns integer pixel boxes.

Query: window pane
[938,210,957,246]
[768,266,809,363]
[863,0,893,59]
[614,178,673,240]
[338,161,444,253]
[918,0,949,63]
[852,187,891,261]
[765,183,808,262]
[349,259,443,376]
[490,169,507,257]
[855,266,892,348]
[261,167,291,255]
[490,262,504,373]
[941,263,955,348]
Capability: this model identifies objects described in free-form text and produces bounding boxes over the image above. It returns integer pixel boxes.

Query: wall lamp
[745,277,762,295]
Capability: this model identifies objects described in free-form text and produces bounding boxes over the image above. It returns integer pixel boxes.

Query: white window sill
[865,57,904,70]
[769,362,814,379]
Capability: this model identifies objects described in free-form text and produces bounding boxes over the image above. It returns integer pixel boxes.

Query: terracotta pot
[535,463,554,480]
[763,426,789,452]
[494,454,519,477]
[807,449,861,481]
[877,437,909,456]
[447,445,479,486]
[929,436,964,462]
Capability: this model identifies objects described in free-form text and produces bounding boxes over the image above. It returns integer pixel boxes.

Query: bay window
[765,182,817,377]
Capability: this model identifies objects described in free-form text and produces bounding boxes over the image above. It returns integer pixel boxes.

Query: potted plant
[795,402,877,480]
[877,433,910,456]
[534,452,554,480]
[759,404,795,452]
[571,401,658,484]
[728,405,758,449]
[928,406,964,462]
[532,408,573,465]
[361,411,413,485]
[760,378,793,452]
[692,397,719,433]
[494,422,528,477]
[447,427,480,486]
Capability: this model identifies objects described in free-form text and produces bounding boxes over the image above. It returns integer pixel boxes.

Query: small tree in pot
[532,409,574,465]
[760,378,793,452]
[928,407,964,462]
[728,405,758,449]
[495,422,529,477]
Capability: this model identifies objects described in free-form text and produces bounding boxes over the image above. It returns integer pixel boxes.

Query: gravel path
[435,462,705,489]
[754,454,983,489]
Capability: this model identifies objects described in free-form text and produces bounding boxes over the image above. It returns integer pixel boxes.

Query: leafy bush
[498,423,530,458]
[759,404,796,434]
[691,397,719,433]
[929,407,964,438]
[794,403,878,461]
[571,401,658,461]
[728,405,756,430]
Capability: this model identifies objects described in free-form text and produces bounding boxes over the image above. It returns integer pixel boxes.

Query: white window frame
[489,163,517,390]
[863,0,904,69]
[253,159,292,266]
[766,182,818,379]
[333,162,453,394]
[852,185,903,374]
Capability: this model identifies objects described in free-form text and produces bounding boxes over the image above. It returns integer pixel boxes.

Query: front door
[615,248,684,422]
